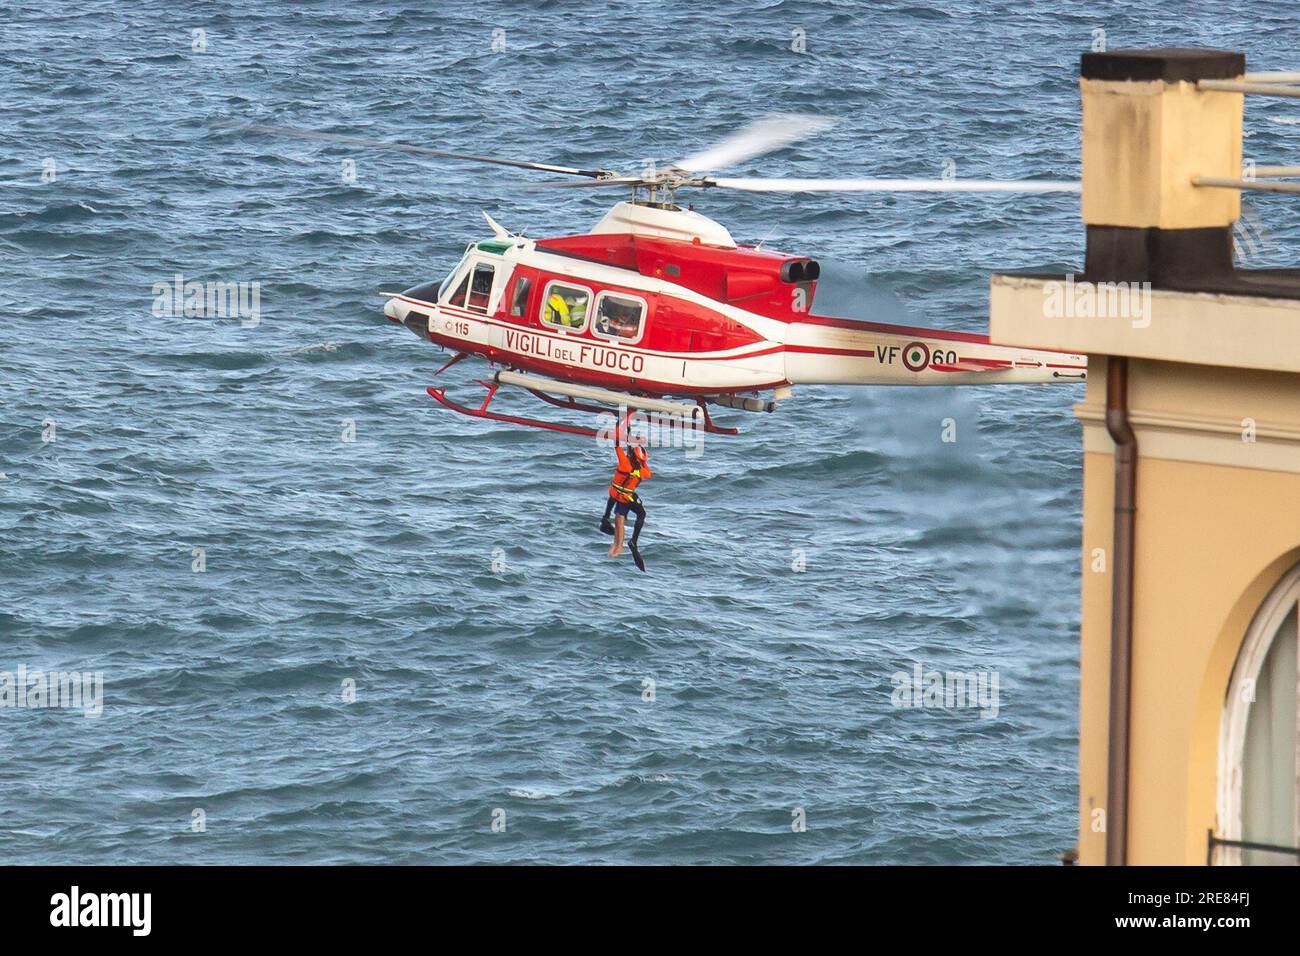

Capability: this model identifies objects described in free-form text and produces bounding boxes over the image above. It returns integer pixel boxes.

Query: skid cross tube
[434,351,470,376]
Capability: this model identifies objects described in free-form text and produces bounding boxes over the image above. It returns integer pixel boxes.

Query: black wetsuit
[602,493,645,548]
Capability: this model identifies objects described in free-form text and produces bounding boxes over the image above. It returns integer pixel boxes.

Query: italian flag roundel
[902,342,930,372]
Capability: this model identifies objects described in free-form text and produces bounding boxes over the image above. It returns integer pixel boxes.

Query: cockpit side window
[467,263,495,313]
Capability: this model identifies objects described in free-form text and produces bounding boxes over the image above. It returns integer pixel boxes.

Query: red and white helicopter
[261,117,1087,438]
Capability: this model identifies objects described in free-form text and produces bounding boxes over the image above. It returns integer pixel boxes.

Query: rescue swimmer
[601,444,651,572]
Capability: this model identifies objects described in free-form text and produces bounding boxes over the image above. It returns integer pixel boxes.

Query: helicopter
[248,116,1088,439]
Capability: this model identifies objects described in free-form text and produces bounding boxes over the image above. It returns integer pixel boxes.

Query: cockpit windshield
[399,253,470,306]
[438,253,471,302]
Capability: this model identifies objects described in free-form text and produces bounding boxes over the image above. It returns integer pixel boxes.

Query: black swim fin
[629,543,646,572]
[599,518,615,536]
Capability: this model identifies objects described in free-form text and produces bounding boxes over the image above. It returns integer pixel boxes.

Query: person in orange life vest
[601,443,650,571]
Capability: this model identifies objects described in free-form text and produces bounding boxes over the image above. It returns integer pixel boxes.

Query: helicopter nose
[383,294,433,339]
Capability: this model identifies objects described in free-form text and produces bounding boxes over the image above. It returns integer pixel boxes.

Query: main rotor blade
[707,177,1081,193]
[674,114,834,174]
[229,123,618,179]
[529,177,647,189]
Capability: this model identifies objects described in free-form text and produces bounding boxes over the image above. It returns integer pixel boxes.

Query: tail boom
[783,318,1087,385]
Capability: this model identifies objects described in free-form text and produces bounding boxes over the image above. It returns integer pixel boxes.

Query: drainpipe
[1104,357,1137,866]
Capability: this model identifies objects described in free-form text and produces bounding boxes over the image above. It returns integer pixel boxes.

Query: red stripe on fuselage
[792,314,993,344]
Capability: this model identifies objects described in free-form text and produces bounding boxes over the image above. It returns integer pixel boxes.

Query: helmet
[628,444,648,467]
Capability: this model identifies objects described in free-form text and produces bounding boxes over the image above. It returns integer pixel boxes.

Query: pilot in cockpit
[596,300,639,339]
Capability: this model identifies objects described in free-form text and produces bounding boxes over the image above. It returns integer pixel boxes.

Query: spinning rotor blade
[227,119,1080,200]
[674,113,834,173]
[707,177,1081,193]
[229,124,618,179]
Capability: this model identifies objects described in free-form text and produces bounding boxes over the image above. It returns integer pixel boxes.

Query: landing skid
[427,381,608,437]
[425,373,739,438]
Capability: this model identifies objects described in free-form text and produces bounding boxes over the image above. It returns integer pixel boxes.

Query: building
[989,48,1300,865]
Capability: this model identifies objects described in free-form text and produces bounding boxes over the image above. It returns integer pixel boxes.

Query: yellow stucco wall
[1078,400,1300,864]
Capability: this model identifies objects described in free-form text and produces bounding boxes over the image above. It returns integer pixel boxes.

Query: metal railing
[1190,73,1300,195]
[1207,829,1300,865]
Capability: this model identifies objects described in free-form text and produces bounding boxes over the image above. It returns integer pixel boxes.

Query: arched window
[1217,563,1300,865]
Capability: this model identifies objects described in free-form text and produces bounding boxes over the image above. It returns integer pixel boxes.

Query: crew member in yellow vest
[601,443,650,571]
[546,292,576,327]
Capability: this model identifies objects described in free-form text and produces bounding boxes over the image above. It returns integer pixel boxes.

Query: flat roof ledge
[989,273,1300,375]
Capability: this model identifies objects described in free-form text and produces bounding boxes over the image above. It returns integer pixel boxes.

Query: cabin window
[510,275,532,318]
[540,281,591,332]
[593,292,647,343]
[1216,562,1300,865]
[466,263,495,313]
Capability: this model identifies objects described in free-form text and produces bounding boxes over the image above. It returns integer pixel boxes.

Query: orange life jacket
[608,446,650,503]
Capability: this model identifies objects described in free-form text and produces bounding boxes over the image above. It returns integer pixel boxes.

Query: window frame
[590,290,649,346]
[538,279,594,334]
[1216,561,1300,864]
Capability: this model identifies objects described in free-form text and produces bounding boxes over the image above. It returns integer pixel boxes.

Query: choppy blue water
[2,0,1298,865]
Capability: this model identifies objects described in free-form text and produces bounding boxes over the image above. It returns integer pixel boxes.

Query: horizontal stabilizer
[929,357,1015,373]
